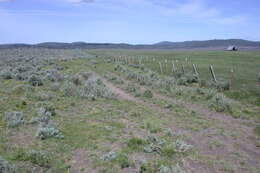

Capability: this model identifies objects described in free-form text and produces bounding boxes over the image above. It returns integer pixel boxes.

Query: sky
[0,0,260,44]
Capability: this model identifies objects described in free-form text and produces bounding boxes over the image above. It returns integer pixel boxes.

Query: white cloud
[147,0,247,25]
[66,0,94,3]
[0,0,13,2]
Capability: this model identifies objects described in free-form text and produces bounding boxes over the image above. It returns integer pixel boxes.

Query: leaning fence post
[159,62,163,74]
[209,65,217,82]
[192,64,198,75]
[181,64,185,74]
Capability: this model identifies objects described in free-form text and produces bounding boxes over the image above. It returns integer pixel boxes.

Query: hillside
[1,39,260,50]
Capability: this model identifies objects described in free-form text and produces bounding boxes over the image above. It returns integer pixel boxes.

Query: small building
[226,46,238,51]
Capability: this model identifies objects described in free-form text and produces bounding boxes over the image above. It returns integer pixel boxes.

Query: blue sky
[0,0,260,44]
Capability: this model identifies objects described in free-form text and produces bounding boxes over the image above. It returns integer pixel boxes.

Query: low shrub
[79,77,113,100]
[159,164,185,173]
[13,149,50,167]
[0,156,17,173]
[143,90,153,98]
[115,154,130,169]
[0,70,13,80]
[28,75,43,86]
[125,84,137,93]
[4,112,24,128]
[140,161,185,173]
[35,123,64,140]
[38,105,56,117]
[144,120,161,133]
[126,137,146,151]
[173,139,192,153]
[100,151,117,161]
[30,105,56,124]
[176,73,198,86]
[209,94,233,113]
[208,80,230,91]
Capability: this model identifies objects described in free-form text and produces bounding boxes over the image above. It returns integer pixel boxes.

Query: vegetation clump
[79,77,113,100]
[36,123,64,140]
[28,75,43,86]
[159,164,185,173]
[126,137,147,151]
[140,161,185,173]
[0,156,17,173]
[209,80,230,91]
[30,105,56,124]
[173,139,193,153]
[13,149,50,167]
[176,73,199,86]
[209,94,233,113]
[143,89,153,98]
[4,112,25,128]
[100,151,117,161]
[0,70,13,80]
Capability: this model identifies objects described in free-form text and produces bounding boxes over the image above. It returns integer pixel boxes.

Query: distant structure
[226,46,238,51]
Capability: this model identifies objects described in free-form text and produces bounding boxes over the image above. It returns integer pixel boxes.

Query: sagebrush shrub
[173,139,192,153]
[143,90,153,98]
[36,123,64,140]
[0,156,17,173]
[209,94,233,113]
[101,151,117,161]
[79,77,113,100]
[24,150,50,167]
[30,105,56,124]
[28,75,43,86]
[0,70,13,80]
[158,164,185,173]
[208,80,230,91]
[4,112,24,128]
[14,73,27,81]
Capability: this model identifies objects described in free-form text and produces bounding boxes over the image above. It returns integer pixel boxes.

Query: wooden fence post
[172,61,176,73]
[209,65,217,82]
[192,64,198,75]
[159,62,163,74]
[182,64,185,74]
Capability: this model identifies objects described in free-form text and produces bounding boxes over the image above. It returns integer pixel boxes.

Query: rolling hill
[0,39,260,50]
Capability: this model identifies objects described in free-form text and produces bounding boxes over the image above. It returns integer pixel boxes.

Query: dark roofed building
[227,46,238,51]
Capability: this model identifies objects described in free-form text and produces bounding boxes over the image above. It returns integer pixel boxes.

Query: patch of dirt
[69,149,98,173]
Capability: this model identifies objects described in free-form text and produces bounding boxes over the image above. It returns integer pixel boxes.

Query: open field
[88,49,260,105]
[0,48,260,173]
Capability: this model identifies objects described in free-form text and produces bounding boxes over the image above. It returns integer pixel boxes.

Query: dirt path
[100,72,260,173]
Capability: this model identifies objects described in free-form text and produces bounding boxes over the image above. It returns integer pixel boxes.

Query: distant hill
[1,39,260,50]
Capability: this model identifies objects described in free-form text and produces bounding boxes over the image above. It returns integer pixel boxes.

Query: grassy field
[89,49,260,105]
[0,48,259,173]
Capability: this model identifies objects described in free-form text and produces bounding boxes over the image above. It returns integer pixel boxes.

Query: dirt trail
[97,73,178,118]
[101,72,260,173]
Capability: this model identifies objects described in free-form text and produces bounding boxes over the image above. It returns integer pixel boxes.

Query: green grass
[89,49,260,105]
[0,48,259,173]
